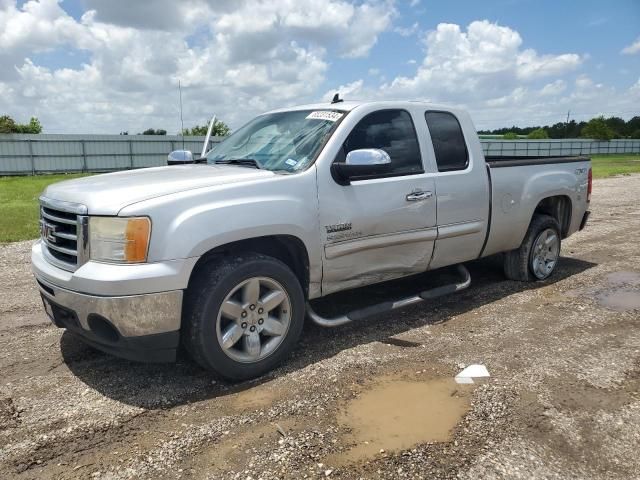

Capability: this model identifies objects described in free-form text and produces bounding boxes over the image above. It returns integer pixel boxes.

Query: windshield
[206,109,345,172]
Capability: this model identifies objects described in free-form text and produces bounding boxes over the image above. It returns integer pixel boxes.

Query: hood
[42,164,276,215]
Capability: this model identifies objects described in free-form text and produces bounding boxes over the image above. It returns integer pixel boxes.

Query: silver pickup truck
[32,100,591,379]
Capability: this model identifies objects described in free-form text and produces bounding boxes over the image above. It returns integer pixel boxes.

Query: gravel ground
[1,175,639,480]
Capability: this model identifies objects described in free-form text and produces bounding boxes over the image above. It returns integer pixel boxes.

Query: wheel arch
[187,235,311,298]
[532,195,572,238]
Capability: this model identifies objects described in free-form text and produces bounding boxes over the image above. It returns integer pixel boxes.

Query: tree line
[1,114,230,137]
[8,111,637,141]
[0,115,43,134]
[479,115,640,141]
[120,120,231,137]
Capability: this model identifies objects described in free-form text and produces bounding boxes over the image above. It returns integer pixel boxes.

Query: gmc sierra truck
[32,100,591,379]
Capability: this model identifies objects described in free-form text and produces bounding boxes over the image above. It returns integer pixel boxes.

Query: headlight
[89,217,151,263]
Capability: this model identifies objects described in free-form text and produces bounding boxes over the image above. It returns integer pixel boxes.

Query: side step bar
[307,264,471,328]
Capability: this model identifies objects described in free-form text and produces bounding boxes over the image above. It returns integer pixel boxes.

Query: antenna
[331,93,343,104]
[179,80,185,151]
[201,115,216,158]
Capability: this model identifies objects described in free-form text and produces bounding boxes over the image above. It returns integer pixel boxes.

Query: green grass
[0,174,89,243]
[591,154,640,179]
[0,154,639,243]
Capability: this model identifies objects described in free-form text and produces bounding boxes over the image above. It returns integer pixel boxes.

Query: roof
[266,100,365,114]
[265,99,464,115]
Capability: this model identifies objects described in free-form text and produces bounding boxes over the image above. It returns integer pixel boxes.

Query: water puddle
[329,376,472,465]
[568,271,640,312]
[593,290,640,311]
[605,271,640,286]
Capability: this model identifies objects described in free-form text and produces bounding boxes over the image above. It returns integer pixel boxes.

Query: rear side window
[342,109,423,176]
[424,111,469,172]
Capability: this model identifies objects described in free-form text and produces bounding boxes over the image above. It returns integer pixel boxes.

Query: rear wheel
[504,214,561,282]
[183,253,304,380]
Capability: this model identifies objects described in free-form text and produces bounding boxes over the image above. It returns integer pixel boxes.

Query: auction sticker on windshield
[306,111,344,122]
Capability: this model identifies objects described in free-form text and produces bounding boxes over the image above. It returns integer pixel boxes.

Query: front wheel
[183,253,305,380]
[504,214,561,282]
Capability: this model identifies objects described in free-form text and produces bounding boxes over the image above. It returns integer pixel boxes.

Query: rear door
[317,108,437,295]
[423,110,490,269]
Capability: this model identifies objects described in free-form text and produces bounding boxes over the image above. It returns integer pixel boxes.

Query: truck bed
[485,155,590,168]
[481,155,591,258]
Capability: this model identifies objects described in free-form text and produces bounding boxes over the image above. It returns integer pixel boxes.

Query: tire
[182,253,305,380]
[503,214,561,282]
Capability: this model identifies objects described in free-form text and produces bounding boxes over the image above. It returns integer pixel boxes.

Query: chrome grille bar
[48,230,77,241]
[41,209,78,225]
[39,196,88,272]
[42,239,78,256]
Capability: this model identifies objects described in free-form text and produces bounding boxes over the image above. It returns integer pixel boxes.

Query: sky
[0,0,639,134]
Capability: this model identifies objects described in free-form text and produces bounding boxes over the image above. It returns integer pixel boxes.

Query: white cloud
[0,3,637,134]
[485,87,528,107]
[516,50,582,80]
[212,0,395,60]
[540,79,566,96]
[378,20,581,103]
[0,0,98,80]
[348,20,636,129]
[323,79,364,100]
[621,37,640,55]
[0,0,393,133]
[394,22,419,37]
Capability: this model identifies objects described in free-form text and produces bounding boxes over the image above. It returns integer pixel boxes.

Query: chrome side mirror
[345,148,391,166]
[167,150,194,165]
[331,148,392,185]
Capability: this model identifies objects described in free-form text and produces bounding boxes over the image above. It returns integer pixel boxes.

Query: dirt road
[1,175,639,479]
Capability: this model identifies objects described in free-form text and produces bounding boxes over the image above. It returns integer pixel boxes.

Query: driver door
[317,108,437,295]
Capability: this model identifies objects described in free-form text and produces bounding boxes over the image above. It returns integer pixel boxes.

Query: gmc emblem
[40,221,58,243]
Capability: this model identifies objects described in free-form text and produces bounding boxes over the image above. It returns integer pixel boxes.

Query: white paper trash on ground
[455,364,490,384]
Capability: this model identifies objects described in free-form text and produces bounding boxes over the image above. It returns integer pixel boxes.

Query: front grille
[39,200,86,270]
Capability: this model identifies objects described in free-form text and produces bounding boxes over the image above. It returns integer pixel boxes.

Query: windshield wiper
[214,158,262,169]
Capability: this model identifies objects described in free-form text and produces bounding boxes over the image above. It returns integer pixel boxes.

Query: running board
[306,264,471,328]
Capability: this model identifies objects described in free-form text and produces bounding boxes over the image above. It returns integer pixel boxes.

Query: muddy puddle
[195,420,296,474]
[595,290,640,311]
[226,384,281,412]
[569,271,640,312]
[329,376,472,465]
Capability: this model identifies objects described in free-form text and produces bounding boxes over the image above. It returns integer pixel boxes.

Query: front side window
[424,111,469,172]
[340,109,423,176]
[206,110,344,172]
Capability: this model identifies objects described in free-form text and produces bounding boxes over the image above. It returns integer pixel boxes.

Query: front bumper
[36,276,182,362]
[32,240,189,362]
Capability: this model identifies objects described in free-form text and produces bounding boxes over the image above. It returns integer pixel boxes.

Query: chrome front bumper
[36,276,183,337]
[36,276,183,362]
[32,239,188,362]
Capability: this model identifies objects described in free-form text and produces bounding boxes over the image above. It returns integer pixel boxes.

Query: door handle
[406,191,433,201]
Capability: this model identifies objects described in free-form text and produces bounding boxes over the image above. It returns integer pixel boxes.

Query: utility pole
[565,110,570,138]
